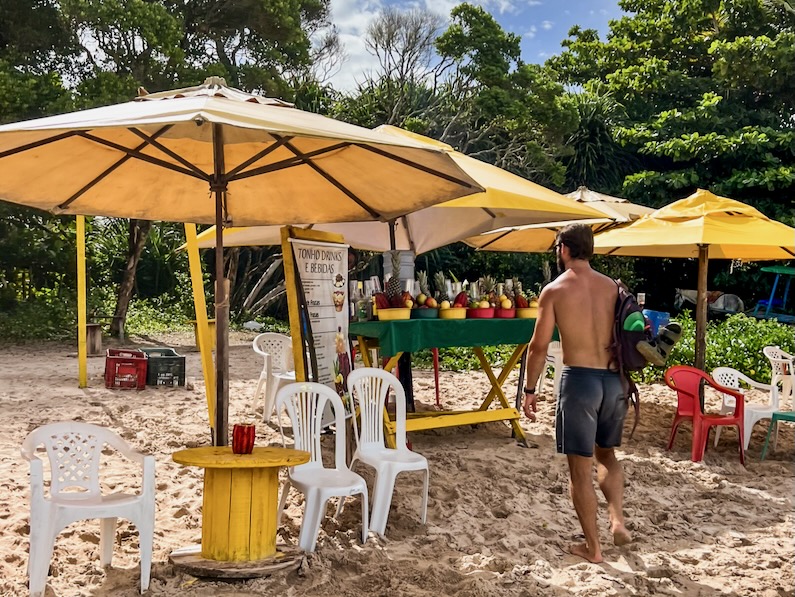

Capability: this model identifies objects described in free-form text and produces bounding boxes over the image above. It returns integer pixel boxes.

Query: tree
[173,0,332,95]
[549,0,795,219]
[563,86,636,194]
[431,4,575,187]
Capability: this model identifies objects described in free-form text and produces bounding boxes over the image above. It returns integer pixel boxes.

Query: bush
[0,291,77,341]
[636,311,795,383]
[414,312,794,385]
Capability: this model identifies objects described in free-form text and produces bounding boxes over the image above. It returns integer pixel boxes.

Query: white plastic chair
[536,341,563,398]
[762,346,794,447]
[344,368,429,537]
[275,382,368,553]
[711,367,776,450]
[764,346,794,406]
[253,332,296,421]
[21,422,155,597]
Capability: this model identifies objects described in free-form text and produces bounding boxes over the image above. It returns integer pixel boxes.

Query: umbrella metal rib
[60,128,176,209]
[282,138,381,218]
[0,130,81,159]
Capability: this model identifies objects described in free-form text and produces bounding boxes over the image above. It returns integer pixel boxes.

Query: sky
[324,0,625,91]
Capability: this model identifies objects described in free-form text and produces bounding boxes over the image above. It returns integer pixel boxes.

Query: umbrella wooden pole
[213,123,229,446]
[695,244,708,371]
[388,219,396,251]
[214,195,229,446]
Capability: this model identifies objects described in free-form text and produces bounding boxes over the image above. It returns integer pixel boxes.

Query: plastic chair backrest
[21,422,131,500]
[763,345,793,379]
[763,346,793,403]
[253,333,294,372]
[348,368,407,450]
[275,382,347,471]
[664,365,705,417]
[667,365,745,417]
[712,366,773,394]
[711,367,740,391]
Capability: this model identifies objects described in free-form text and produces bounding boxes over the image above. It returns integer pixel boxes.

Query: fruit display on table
[413,270,439,317]
[363,267,539,322]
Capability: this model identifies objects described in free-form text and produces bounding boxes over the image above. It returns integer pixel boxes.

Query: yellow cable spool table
[170,446,309,577]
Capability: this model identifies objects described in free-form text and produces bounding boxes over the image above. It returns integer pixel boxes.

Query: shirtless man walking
[522,223,632,563]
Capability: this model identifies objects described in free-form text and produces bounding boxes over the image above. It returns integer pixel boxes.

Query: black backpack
[610,280,653,439]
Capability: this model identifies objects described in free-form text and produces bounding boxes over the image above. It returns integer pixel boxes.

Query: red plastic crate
[104,349,148,390]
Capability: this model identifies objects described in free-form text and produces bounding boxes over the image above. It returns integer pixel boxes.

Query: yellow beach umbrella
[464,186,655,252]
[189,128,605,254]
[593,189,795,369]
[0,77,484,445]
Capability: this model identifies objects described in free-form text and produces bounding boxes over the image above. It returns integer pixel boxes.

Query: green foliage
[253,316,291,334]
[0,291,78,341]
[411,313,793,385]
[413,345,516,371]
[551,0,795,220]
[635,311,795,383]
[563,86,637,192]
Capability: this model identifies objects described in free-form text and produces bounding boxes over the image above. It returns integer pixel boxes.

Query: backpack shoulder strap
[613,279,640,440]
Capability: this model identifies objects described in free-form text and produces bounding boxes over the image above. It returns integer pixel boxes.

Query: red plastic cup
[232,423,256,454]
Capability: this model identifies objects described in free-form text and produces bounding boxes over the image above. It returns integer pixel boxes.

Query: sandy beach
[0,331,792,596]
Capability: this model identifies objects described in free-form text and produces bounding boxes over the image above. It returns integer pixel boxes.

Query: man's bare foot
[569,542,603,563]
[611,524,632,546]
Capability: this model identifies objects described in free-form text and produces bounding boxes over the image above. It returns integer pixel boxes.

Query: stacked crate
[142,347,186,387]
[104,349,148,390]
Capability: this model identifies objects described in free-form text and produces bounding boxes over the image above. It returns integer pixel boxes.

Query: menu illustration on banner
[289,239,351,403]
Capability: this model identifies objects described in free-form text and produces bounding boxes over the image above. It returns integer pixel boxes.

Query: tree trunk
[111,219,152,338]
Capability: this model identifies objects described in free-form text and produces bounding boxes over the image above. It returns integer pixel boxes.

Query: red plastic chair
[664,365,745,465]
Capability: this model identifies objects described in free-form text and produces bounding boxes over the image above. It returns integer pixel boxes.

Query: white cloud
[541,20,553,30]
[525,25,537,39]
[322,0,529,91]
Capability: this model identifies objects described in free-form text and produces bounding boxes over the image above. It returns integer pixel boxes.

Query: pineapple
[385,251,402,305]
[480,275,497,305]
[512,277,522,298]
[417,270,431,297]
[434,271,449,302]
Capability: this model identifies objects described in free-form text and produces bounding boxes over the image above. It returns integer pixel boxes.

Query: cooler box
[142,347,186,387]
[104,349,148,390]
[642,309,670,336]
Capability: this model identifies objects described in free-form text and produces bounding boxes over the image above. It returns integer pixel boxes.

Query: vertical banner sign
[288,238,352,404]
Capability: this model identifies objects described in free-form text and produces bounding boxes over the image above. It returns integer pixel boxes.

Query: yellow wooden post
[280,226,346,382]
[76,215,88,388]
[184,223,216,428]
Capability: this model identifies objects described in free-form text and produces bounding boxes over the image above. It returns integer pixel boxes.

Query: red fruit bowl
[494,308,516,318]
[467,307,495,319]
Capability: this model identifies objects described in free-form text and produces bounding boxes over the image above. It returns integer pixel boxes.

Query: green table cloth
[349,318,538,357]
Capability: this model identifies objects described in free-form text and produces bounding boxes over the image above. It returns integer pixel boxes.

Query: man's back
[546,267,617,369]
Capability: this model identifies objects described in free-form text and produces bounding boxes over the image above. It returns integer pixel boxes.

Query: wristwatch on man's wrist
[523,387,536,395]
